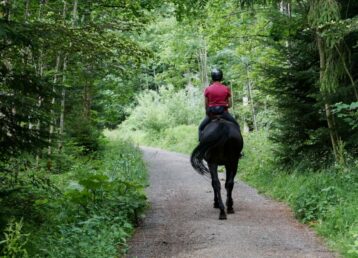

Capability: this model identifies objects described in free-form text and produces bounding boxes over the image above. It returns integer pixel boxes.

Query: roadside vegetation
[0,140,147,257]
[240,132,358,257]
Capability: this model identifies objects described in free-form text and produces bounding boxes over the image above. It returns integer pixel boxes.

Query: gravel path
[126,146,337,258]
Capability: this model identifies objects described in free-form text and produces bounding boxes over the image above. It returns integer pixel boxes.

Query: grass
[238,131,358,258]
[105,124,198,155]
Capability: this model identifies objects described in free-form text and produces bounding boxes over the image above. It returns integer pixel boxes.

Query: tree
[0,0,154,158]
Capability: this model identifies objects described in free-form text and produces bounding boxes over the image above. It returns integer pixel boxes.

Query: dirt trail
[126,147,337,258]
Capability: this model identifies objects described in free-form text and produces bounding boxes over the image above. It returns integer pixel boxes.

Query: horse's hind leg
[213,192,219,208]
[209,163,220,209]
[209,163,226,220]
[225,161,238,214]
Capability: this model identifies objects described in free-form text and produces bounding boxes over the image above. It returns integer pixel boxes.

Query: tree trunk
[316,33,340,160]
[230,82,235,118]
[242,96,250,133]
[50,1,68,154]
[24,0,30,21]
[59,56,67,151]
[198,40,209,88]
[35,1,47,167]
[279,1,291,47]
[247,80,258,131]
[83,80,91,119]
[279,1,291,17]
[145,65,149,90]
[246,64,257,131]
[59,0,74,151]
[72,0,78,26]
[334,45,358,101]
[48,55,61,156]
[153,65,158,92]
[59,87,66,151]
[62,0,67,21]
[4,0,11,21]
[38,1,43,20]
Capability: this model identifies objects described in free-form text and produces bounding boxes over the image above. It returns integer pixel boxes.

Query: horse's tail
[190,122,230,177]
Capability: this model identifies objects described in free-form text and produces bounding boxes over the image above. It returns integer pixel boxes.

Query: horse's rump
[191,120,243,177]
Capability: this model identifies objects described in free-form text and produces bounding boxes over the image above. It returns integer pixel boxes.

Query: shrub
[158,125,198,154]
[120,85,204,136]
[38,215,134,258]
[0,219,29,258]
[239,131,358,257]
[0,140,148,257]
[293,184,339,223]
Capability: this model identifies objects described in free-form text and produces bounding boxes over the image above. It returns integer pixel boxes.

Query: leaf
[34,199,49,205]
[79,174,110,190]
[350,102,358,110]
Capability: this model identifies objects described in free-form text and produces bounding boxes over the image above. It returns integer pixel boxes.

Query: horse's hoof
[213,203,220,209]
[227,208,235,214]
[219,213,227,220]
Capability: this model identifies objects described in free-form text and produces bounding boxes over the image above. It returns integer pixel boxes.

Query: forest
[0,0,357,257]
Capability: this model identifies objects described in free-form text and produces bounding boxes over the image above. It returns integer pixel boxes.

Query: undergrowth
[239,131,358,258]
[110,85,203,153]
[106,124,197,155]
[0,140,148,258]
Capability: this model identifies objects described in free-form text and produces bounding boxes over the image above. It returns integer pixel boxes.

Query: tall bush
[121,85,204,138]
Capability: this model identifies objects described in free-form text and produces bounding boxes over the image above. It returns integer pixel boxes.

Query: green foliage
[0,169,61,234]
[0,0,155,162]
[261,1,358,166]
[39,216,133,258]
[136,14,208,90]
[307,0,341,29]
[294,184,339,223]
[0,140,148,257]
[333,102,358,130]
[65,114,104,153]
[204,0,283,131]
[239,131,358,257]
[96,75,137,129]
[0,34,57,160]
[159,125,198,154]
[349,229,358,256]
[113,85,205,154]
[64,172,146,217]
[120,85,203,135]
[0,219,29,258]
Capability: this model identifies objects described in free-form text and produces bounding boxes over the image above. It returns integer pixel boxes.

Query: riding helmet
[211,68,223,82]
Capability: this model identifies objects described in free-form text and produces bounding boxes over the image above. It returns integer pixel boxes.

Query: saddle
[207,106,227,121]
[207,106,226,115]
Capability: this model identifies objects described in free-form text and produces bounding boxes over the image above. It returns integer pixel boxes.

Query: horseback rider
[198,68,239,140]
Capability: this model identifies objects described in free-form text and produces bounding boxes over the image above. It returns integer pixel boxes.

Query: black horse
[191,118,243,220]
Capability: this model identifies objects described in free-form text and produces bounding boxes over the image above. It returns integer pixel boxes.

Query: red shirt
[204,82,231,107]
